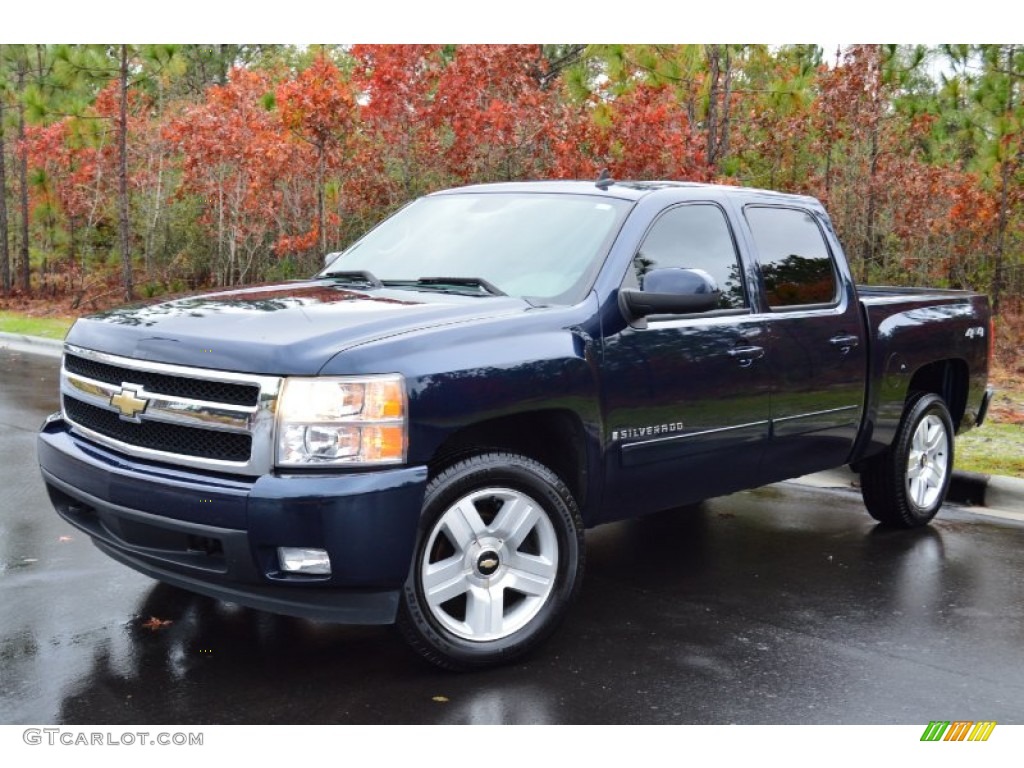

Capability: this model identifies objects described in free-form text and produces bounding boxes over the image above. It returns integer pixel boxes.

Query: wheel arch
[426,409,595,523]
[857,355,972,466]
[906,358,970,432]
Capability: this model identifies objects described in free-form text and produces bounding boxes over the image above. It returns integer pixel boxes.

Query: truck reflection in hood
[93,282,416,326]
[66,280,528,375]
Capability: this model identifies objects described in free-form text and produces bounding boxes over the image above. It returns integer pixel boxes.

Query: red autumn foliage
[5,44,1019,328]
[165,68,300,282]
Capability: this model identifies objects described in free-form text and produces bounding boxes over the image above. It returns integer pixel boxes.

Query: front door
[599,202,771,523]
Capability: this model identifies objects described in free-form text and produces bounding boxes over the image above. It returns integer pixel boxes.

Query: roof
[431,179,822,207]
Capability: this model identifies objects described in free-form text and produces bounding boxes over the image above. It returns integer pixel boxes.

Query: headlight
[276,374,406,466]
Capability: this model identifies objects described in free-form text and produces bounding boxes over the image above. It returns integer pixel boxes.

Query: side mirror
[619,268,721,319]
[324,251,343,267]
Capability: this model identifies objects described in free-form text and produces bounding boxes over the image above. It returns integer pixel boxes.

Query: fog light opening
[277,547,332,575]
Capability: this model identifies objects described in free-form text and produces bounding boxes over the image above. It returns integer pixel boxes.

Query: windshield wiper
[407,277,507,296]
[325,273,507,297]
[321,270,383,289]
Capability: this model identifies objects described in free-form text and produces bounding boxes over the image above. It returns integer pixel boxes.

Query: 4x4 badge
[109,385,149,421]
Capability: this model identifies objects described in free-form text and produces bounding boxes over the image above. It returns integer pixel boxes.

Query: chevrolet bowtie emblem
[110,385,149,421]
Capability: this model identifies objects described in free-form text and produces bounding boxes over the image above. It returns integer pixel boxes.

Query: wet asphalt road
[2,347,1023,725]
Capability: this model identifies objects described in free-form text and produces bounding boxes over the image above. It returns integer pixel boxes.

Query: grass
[0,311,74,340]
[956,370,1024,479]
[957,423,1024,478]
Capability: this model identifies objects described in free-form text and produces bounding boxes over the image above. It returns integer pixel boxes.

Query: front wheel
[861,393,955,528]
[397,452,584,670]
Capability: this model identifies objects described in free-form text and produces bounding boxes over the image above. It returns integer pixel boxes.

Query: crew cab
[37,180,993,669]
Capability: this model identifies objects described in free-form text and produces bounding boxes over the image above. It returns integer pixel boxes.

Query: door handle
[728,345,765,368]
[829,334,860,354]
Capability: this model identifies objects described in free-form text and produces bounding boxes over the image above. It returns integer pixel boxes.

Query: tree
[5,46,38,296]
[40,44,187,300]
[974,45,1023,313]
[727,44,820,190]
[921,45,1024,309]
[430,45,567,183]
[581,44,758,177]
[556,45,712,180]
[275,55,357,256]
[350,44,446,206]
[0,44,1018,314]
[116,45,132,300]
[167,66,298,284]
[0,46,10,296]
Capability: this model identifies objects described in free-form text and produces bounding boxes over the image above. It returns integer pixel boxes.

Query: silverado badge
[612,422,685,442]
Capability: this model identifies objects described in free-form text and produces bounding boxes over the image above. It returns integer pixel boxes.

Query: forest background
[0,43,1021,367]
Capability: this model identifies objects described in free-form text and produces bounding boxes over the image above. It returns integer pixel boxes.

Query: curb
[949,471,1024,511]
[948,471,989,507]
[0,330,65,352]
[796,465,1024,514]
[0,331,64,360]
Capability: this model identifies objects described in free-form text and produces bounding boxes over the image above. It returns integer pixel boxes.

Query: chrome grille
[63,396,253,462]
[64,353,259,406]
[60,344,282,475]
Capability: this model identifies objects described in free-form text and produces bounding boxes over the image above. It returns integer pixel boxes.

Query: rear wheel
[861,393,954,528]
[397,452,584,670]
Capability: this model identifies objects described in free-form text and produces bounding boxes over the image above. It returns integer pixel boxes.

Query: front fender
[318,296,605,517]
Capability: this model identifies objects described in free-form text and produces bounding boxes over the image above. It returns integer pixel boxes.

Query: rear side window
[745,206,838,308]
[631,204,747,310]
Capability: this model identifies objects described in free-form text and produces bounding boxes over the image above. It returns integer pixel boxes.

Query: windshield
[320,192,632,303]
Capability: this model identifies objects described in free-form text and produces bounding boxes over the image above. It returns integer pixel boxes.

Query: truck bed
[853,284,990,460]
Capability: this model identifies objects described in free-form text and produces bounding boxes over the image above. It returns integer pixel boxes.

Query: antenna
[595,169,614,190]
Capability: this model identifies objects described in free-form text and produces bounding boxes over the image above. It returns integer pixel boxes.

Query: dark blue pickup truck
[38,180,993,669]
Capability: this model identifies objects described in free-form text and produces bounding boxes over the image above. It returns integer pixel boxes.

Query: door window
[630,204,747,310]
[745,206,838,308]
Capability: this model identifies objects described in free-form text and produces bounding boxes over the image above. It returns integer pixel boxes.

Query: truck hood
[64,280,532,375]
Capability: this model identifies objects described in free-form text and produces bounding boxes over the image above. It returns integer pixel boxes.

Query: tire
[861,393,955,528]
[397,452,584,670]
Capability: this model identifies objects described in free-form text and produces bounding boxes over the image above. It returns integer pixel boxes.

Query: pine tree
[0,46,11,296]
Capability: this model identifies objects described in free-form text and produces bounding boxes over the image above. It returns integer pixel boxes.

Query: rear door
[741,205,867,481]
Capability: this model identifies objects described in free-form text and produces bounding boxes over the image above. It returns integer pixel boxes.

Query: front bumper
[37,415,428,624]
